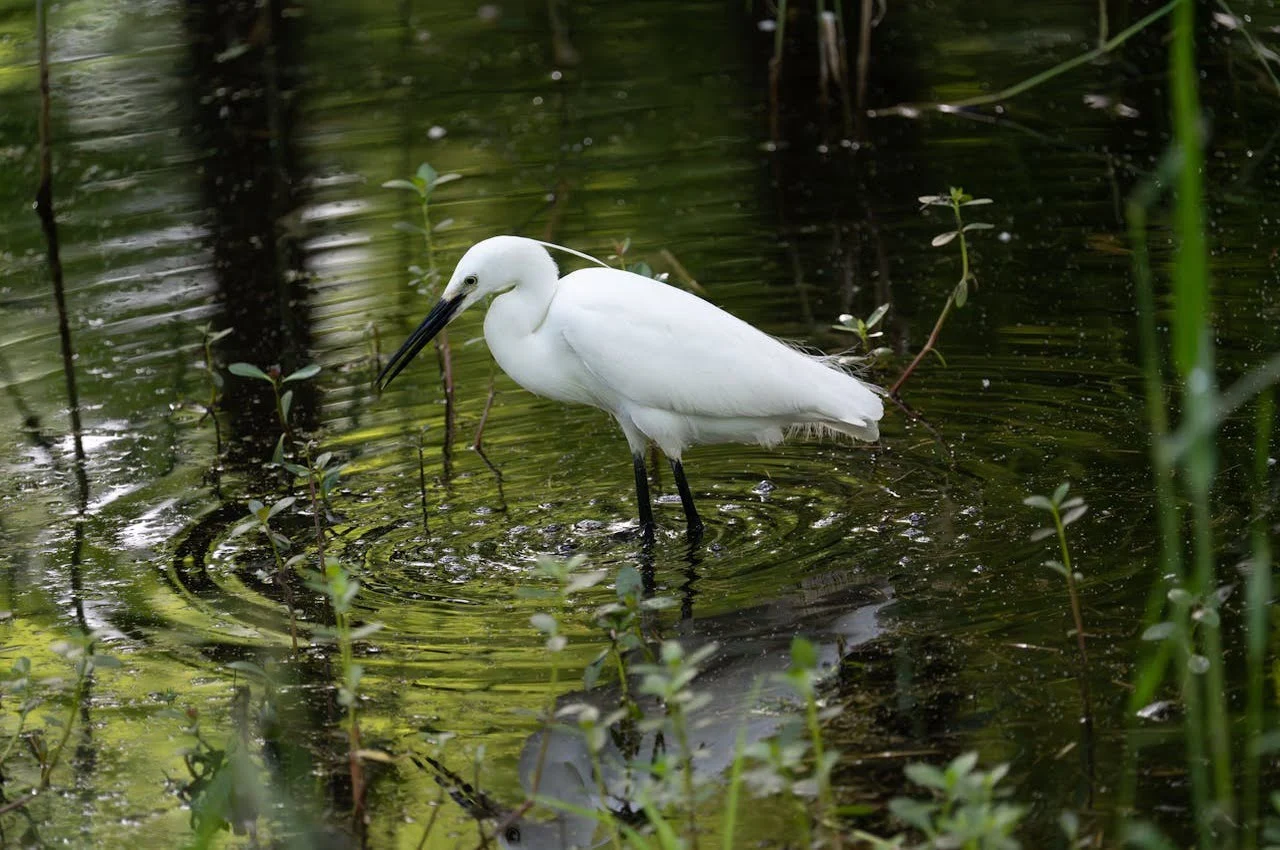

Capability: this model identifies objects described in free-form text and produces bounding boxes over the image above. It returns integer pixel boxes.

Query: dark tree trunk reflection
[182,0,315,466]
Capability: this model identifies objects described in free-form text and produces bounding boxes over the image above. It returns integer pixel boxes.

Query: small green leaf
[1194,608,1220,628]
[931,231,959,247]
[208,328,234,343]
[530,613,557,635]
[583,652,607,691]
[272,433,286,465]
[1061,505,1088,526]
[1142,622,1176,641]
[433,173,462,187]
[962,221,994,231]
[1053,482,1070,504]
[948,751,979,779]
[615,565,642,599]
[961,197,994,206]
[228,362,270,381]
[392,221,427,235]
[381,179,421,193]
[280,389,293,422]
[1188,654,1210,674]
[1043,560,1069,578]
[267,496,297,518]
[888,797,937,832]
[415,162,438,187]
[904,762,947,790]
[954,278,968,307]
[865,303,890,328]
[1022,495,1054,511]
[790,636,818,671]
[283,363,321,383]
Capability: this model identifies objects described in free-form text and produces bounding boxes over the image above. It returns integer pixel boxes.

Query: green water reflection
[0,0,1277,846]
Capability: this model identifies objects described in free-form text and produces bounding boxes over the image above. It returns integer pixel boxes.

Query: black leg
[668,459,704,534]
[632,453,655,541]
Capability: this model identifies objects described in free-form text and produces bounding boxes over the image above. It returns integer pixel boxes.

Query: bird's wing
[550,268,870,421]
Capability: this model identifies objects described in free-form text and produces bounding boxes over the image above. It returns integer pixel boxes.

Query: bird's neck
[486,275,558,337]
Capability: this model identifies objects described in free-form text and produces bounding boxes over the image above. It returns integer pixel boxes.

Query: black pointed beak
[377,294,464,390]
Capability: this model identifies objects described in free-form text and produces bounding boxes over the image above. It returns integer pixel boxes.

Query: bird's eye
[504,826,521,844]
[463,274,478,289]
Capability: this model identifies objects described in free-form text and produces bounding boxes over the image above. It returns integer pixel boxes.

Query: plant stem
[1052,506,1094,724]
[888,297,953,397]
[670,703,700,850]
[870,0,1177,116]
[419,191,456,482]
[417,428,431,531]
[1243,390,1274,849]
[890,197,969,397]
[38,658,89,786]
[1125,186,1207,844]
[264,522,299,653]
[1171,0,1233,834]
[804,689,840,848]
[36,0,88,512]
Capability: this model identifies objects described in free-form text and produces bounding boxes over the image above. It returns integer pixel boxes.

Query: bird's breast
[484,317,606,410]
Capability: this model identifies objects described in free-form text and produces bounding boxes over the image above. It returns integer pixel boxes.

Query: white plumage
[379,235,883,537]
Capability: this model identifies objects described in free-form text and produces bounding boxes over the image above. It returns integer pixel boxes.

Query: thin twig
[868,0,1177,117]
[36,0,88,512]
[0,792,38,817]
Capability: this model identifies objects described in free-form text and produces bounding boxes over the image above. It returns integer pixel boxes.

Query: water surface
[0,0,1277,846]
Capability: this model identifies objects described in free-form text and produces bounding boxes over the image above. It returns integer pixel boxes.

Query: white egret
[378,236,884,538]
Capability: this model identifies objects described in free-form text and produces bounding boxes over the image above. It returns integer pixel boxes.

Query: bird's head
[377,236,558,390]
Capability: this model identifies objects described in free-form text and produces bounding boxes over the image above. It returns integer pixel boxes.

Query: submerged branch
[869,0,1177,117]
[36,0,88,511]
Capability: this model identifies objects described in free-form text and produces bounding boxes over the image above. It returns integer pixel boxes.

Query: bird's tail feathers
[787,418,880,443]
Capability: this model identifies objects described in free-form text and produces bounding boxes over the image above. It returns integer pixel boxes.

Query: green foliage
[0,633,117,808]
[918,188,992,309]
[384,162,462,293]
[1023,483,1092,719]
[890,189,995,396]
[833,302,892,365]
[226,361,321,462]
[854,753,1026,850]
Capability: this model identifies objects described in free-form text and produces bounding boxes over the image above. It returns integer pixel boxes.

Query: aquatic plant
[1023,483,1093,722]
[227,361,321,462]
[500,554,610,840]
[229,497,300,652]
[889,188,993,397]
[868,0,1179,118]
[852,752,1025,850]
[0,633,117,817]
[739,637,846,849]
[634,639,721,849]
[1118,2,1280,845]
[196,324,234,457]
[383,162,462,479]
[833,302,892,366]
